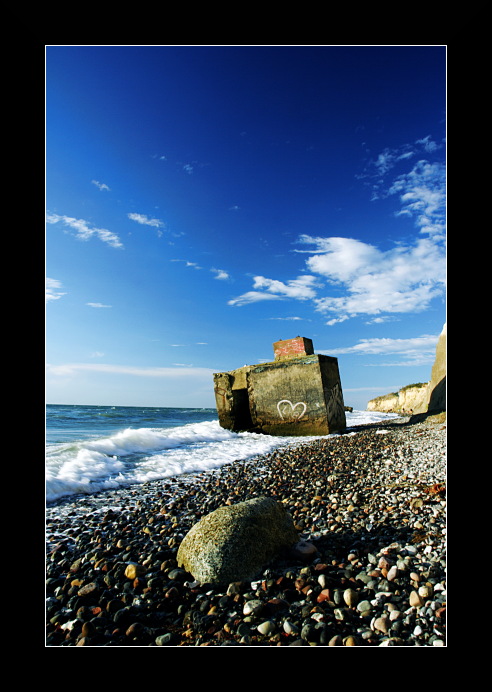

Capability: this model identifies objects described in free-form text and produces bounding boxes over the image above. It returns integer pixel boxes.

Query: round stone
[373,616,389,634]
[124,563,146,580]
[343,588,358,607]
[409,591,424,608]
[257,620,276,636]
[283,620,299,635]
[357,600,372,615]
[243,599,263,616]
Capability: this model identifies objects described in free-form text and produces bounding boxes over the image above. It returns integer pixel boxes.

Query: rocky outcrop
[367,324,446,415]
[176,496,299,585]
[423,323,446,413]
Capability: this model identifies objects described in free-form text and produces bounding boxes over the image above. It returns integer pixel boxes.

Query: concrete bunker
[213,337,346,436]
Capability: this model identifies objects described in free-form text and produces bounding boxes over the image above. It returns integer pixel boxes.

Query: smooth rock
[176,496,298,584]
[243,599,264,616]
[283,620,299,635]
[257,620,276,636]
[373,615,389,634]
[343,588,358,607]
[409,590,424,608]
[124,563,146,580]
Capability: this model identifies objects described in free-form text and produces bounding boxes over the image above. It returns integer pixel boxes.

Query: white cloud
[231,229,445,321]
[228,275,319,306]
[46,212,123,249]
[416,135,441,153]
[211,268,230,280]
[171,259,202,269]
[46,277,66,302]
[230,137,445,324]
[301,233,445,322]
[361,136,444,203]
[322,334,439,357]
[91,180,110,191]
[389,160,446,238]
[228,291,283,307]
[86,302,112,308]
[127,213,165,229]
[268,316,305,321]
[46,363,216,378]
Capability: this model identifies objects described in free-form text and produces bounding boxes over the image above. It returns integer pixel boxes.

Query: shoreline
[46,414,446,646]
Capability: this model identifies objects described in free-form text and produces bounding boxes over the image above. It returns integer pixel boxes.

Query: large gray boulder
[176,496,299,585]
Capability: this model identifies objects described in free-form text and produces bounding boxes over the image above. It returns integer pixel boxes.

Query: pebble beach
[46,413,446,647]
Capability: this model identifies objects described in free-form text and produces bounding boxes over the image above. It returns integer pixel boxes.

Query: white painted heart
[277,400,307,420]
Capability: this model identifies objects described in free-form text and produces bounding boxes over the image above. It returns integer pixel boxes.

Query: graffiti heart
[277,400,307,421]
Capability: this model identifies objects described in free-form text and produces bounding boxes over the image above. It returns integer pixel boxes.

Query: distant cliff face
[367,383,429,414]
[424,323,446,413]
[367,324,446,415]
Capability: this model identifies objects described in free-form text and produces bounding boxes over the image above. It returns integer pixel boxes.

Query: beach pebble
[357,600,372,615]
[409,591,424,608]
[124,563,146,580]
[46,416,446,648]
[257,620,276,636]
[372,616,390,634]
[243,599,264,616]
[283,620,299,635]
[343,588,358,607]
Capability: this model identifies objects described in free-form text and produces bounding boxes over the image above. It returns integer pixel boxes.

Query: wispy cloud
[360,135,444,204]
[171,259,202,270]
[228,275,319,306]
[46,278,66,302]
[91,180,110,191]
[322,334,439,357]
[300,233,445,323]
[267,316,306,321]
[46,363,215,378]
[211,268,230,280]
[46,212,123,249]
[127,213,165,237]
[228,135,445,324]
[86,302,112,308]
[127,213,165,228]
[389,160,445,238]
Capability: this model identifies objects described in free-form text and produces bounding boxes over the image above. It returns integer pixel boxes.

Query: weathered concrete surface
[213,339,346,436]
[247,355,346,436]
[176,496,299,585]
[213,368,254,432]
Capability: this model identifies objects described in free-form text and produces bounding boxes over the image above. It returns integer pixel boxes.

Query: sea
[46,404,399,505]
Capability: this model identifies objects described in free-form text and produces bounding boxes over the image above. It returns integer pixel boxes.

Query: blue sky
[46,45,446,411]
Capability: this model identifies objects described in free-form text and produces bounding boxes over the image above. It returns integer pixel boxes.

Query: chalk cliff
[367,324,446,415]
[367,383,429,414]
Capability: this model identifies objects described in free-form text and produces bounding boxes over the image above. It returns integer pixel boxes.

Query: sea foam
[46,413,399,503]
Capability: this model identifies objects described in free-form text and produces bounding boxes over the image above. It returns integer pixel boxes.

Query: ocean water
[46,404,399,504]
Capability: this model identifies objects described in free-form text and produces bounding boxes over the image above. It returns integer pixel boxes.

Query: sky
[45,45,446,411]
